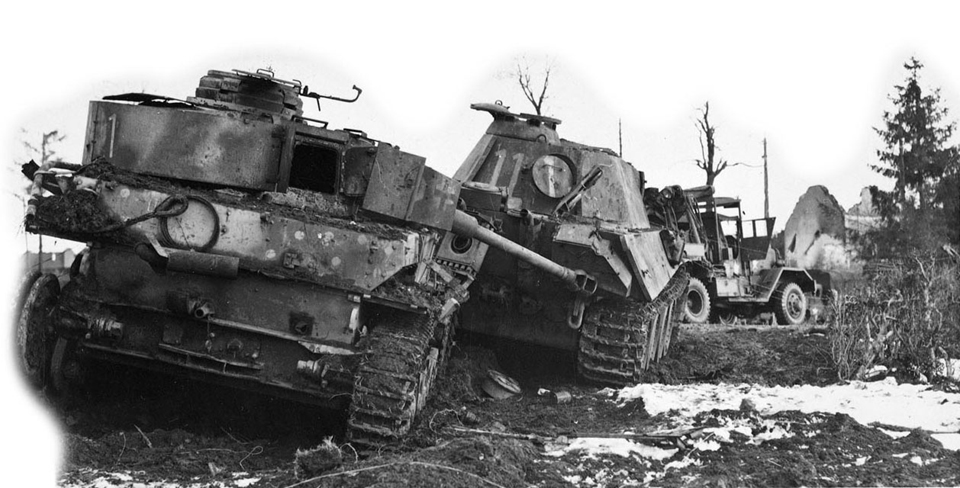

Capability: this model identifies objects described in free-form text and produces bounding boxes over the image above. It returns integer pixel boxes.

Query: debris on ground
[44,325,960,487]
[294,437,344,479]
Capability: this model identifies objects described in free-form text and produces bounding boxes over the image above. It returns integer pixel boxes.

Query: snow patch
[61,471,263,488]
[693,416,794,446]
[545,437,678,460]
[692,439,721,451]
[562,474,583,485]
[665,457,702,470]
[878,428,910,439]
[616,379,960,448]
[933,433,960,450]
[750,423,794,444]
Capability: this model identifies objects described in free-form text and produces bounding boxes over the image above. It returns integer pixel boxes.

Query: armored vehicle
[435,103,690,385]
[18,70,693,445]
[680,192,824,325]
[18,68,474,444]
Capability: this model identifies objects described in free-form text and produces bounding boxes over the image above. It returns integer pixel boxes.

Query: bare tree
[694,102,745,186]
[21,129,67,166]
[515,59,553,116]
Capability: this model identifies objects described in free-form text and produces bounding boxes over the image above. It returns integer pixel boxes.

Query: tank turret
[439,102,690,385]
[19,68,469,445]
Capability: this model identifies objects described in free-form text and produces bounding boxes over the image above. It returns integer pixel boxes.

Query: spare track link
[577,268,689,386]
[347,313,446,447]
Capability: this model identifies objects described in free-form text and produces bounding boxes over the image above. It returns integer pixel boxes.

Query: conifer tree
[865,58,960,256]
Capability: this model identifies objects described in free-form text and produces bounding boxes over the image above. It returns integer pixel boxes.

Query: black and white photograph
[3,2,959,486]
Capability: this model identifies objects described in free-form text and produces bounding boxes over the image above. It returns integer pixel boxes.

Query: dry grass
[829,255,960,381]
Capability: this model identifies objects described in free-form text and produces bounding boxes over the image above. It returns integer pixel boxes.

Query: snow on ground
[543,378,960,486]
[545,437,678,460]
[611,377,960,449]
[60,470,261,488]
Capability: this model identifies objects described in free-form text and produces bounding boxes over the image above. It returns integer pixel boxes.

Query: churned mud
[44,324,960,487]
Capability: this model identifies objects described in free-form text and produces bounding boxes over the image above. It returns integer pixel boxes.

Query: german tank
[18,68,468,445]
[434,103,690,385]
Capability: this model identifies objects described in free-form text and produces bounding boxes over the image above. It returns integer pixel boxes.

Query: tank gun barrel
[452,211,594,293]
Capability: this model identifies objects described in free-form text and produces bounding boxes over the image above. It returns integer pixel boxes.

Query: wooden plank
[654,308,667,362]
[660,303,675,360]
[643,311,657,370]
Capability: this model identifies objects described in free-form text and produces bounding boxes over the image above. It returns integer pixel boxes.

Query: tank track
[577,268,689,386]
[347,312,449,447]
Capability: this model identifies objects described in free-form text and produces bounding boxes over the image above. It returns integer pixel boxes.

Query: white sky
[2,1,959,485]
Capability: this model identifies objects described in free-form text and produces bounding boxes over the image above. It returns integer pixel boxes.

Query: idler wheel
[16,273,60,387]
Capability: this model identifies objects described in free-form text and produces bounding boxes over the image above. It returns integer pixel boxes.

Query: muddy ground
[49,324,960,487]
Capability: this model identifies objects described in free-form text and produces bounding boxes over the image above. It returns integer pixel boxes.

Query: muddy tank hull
[53,246,361,404]
[443,103,690,384]
[21,68,469,445]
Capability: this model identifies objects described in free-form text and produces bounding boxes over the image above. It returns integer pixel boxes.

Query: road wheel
[684,277,711,324]
[773,282,807,325]
[16,273,59,387]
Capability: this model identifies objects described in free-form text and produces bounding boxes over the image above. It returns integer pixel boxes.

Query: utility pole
[763,138,769,219]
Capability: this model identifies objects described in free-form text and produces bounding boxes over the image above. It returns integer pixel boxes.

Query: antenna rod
[618,118,623,157]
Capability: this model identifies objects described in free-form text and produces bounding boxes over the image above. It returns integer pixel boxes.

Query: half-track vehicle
[677,191,824,325]
[18,68,476,444]
[435,103,691,385]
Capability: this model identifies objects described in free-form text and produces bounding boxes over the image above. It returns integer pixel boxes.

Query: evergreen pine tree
[865,58,960,256]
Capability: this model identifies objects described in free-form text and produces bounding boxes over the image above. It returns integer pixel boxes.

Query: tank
[18,68,469,445]
[434,103,690,385]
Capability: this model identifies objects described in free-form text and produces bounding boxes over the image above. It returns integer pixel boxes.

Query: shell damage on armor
[19,70,694,450]
[444,102,692,385]
[20,68,468,445]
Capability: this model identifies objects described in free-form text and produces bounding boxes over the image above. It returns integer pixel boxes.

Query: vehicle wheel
[684,277,711,324]
[773,282,807,325]
[16,273,59,387]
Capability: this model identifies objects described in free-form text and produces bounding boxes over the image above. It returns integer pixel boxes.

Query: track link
[578,268,689,386]
[347,313,450,447]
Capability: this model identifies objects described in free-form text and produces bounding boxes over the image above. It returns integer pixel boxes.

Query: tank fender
[552,223,633,297]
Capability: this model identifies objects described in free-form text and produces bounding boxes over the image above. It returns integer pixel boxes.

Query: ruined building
[782,185,882,276]
[783,186,848,269]
[845,187,883,235]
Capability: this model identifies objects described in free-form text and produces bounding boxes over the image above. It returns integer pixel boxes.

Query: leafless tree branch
[694,101,734,186]
[515,58,553,116]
